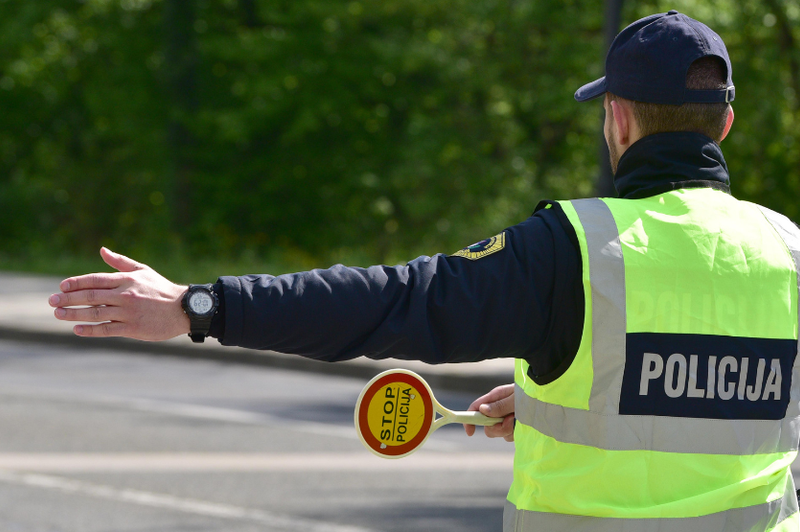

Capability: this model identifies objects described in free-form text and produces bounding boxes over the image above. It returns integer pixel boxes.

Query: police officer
[50,11,800,532]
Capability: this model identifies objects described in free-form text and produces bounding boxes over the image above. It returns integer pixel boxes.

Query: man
[50,11,800,531]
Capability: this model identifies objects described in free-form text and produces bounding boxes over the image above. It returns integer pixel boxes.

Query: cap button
[667,10,679,15]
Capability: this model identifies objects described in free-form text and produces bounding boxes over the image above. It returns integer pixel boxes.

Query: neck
[613,132,730,199]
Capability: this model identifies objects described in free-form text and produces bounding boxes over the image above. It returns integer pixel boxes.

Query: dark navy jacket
[210,132,733,381]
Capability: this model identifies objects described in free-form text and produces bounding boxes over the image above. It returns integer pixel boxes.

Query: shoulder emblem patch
[452,232,506,260]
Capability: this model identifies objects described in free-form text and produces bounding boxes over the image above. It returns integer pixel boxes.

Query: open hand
[49,247,189,341]
[463,383,515,442]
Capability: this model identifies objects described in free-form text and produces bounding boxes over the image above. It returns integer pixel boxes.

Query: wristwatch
[181,284,219,343]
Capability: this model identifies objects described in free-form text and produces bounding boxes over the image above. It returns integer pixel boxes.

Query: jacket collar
[613,131,730,199]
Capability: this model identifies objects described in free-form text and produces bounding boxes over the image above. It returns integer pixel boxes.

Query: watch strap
[189,318,213,343]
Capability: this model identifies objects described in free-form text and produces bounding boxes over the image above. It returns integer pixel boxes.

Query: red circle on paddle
[356,371,434,458]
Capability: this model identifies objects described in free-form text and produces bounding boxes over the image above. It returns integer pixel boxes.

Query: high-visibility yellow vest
[506,188,800,532]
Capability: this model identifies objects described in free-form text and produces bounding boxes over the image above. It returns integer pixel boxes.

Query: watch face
[189,291,215,316]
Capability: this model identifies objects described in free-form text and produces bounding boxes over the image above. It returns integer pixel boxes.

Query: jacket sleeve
[213,207,583,368]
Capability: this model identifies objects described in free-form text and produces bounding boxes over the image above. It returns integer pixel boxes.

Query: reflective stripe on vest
[759,205,800,407]
[574,198,627,414]
[506,191,800,531]
[504,482,800,532]
[514,382,800,454]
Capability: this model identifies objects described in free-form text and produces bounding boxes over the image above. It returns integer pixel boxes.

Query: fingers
[466,383,515,413]
[465,414,516,440]
[57,249,147,293]
[100,247,145,273]
[54,305,123,323]
[49,288,119,308]
[478,391,515,419]
[484,415,515,441]
[58,273,124,293]
[73,321,129,338]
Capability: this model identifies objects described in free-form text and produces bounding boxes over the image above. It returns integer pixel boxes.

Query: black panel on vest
[620,332,797,420]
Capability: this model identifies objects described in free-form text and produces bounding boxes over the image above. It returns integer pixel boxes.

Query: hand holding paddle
[464,383,516,442]
[354,369,503,459]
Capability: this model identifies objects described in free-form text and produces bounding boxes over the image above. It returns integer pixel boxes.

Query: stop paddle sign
[354,369,502,459]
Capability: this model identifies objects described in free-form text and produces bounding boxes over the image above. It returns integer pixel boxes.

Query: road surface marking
[0,452,513,472]
[0,469,380,532]
[0,389,462,451]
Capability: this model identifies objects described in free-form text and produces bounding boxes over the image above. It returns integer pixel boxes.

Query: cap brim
[574,77,607,102]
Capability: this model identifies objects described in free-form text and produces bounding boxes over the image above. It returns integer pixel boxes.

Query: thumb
[100,247,145,273]
[479,394,514,418]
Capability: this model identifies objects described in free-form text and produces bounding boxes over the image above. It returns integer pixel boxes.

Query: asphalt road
[0,339,513,532]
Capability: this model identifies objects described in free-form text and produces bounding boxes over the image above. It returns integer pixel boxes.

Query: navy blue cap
[575,11,735,104]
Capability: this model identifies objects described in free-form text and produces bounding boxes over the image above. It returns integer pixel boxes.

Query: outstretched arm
[48,206,579,367]
[463,383,515,442]
[49,247,189,341]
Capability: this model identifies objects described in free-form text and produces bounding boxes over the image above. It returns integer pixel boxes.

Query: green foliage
[0,0,798,274]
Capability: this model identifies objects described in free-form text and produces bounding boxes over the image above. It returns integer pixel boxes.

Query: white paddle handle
[452,410,503,426]
[431,408,504,431]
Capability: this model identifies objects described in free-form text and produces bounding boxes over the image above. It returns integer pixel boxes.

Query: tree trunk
[163,0,199,232]
[595,0,624,197]
[240,0,261,28]
[762,0,799,112]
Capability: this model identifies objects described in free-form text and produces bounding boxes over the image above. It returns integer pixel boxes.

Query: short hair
[608,57,731,141]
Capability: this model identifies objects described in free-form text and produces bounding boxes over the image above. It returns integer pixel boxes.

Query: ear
[719,106,734,142]
[610,99,631,146]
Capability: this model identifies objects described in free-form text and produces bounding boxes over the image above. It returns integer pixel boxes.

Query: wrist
[176,286,190,336]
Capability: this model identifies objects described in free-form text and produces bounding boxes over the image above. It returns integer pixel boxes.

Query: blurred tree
[0,1,172,262]
[0,0,797,272]
[186,0,605,262]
